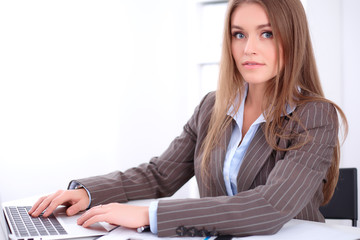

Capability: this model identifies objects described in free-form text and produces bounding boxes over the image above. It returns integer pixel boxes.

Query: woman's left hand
[77,203,150,229]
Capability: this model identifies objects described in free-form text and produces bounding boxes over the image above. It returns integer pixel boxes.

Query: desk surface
[3,197,360,240]
[97,219,360,240]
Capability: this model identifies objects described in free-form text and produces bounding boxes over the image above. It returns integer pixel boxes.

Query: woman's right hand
[28,188,90,218]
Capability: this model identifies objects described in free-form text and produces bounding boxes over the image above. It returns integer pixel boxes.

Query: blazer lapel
[209,118,234,196]
[236,124,273,192]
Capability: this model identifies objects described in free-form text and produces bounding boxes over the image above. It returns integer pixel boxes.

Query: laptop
[1,195,109,240]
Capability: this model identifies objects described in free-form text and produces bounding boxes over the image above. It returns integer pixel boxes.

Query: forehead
[231,3,270,27]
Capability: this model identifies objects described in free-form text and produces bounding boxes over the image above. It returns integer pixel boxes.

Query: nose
[244,36,257,55]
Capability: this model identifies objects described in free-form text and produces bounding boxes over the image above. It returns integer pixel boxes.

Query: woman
[29,0,347,237]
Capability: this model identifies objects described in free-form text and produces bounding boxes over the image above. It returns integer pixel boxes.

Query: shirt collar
[227,84,296,127]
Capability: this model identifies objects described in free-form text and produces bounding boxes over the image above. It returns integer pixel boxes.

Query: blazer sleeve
[156,101,339,237]
[71,92,215,207]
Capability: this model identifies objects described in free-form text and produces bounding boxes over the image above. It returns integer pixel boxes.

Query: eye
[232,32,245,39]
[261,31,273,39]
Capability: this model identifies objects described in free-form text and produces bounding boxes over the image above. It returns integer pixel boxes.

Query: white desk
[96,218,360,240]
[3,197,360,240]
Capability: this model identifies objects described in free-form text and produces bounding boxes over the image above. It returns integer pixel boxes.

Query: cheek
[267,44,282,69]
[273,51,284,74]
[266,45,277,62]
[231,44,237,60]
[231,42,243,64]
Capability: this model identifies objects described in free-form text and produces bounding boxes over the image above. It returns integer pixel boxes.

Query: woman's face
[231,3,283,86]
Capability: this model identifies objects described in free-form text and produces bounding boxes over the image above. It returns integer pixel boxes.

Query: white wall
[0,0,191,202]
[342,0,360,168]
[305,0,360,226]
[306,0,342,105]
[342,0,360,225]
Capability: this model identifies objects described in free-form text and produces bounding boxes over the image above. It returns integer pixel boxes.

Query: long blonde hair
[200,0,348,205]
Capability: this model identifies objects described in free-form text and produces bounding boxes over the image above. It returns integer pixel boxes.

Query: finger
[81,214,107,228]
[31,190,65,217]
[66,202,84,216]
[77,205,104,226]
[42,193,67,217]
[30,194,57,217]
[28,196,48,215]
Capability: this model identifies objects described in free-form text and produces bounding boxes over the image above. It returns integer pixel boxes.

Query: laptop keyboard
[4,206,67,237]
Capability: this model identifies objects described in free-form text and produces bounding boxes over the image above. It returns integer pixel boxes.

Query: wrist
[141,206,150,226]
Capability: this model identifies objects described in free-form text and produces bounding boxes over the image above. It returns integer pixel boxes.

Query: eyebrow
[231,23,271,31]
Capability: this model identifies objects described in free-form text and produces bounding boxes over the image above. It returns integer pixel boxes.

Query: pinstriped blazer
[73,91,338,237]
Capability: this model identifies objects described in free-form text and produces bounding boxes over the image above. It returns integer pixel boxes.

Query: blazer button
[209,228,219,236]
[198,228,210,237]
[187,227,198,237]
[175,226,187,236]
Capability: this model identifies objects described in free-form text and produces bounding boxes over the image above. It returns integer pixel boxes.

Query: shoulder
[290,99,338,131]
[184,91,216,136]
[295,100,336,115]
[193,91,216,120]
[294,100,337,120]
[199,91,216,110]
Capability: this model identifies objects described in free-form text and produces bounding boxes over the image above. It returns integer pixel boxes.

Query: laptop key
[40,217,58,235]
[49,215,67,235]
[31,217,48,235]
[5,206,68,237]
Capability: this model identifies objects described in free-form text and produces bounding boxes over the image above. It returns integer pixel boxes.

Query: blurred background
[0,0,359,224]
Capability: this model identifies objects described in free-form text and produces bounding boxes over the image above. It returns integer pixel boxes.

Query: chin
[241,73,276,85]
[243,78,271,85]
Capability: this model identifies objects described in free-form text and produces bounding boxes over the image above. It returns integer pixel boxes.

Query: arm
[155,101,339,237]
[29,92,215,223]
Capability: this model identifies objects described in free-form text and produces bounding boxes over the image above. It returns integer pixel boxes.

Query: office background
[0,0,359,225]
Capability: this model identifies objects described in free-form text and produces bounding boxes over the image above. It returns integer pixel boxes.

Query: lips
[242,61,265,69]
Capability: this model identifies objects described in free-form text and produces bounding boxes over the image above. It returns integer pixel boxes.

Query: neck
[245,83,266,111]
